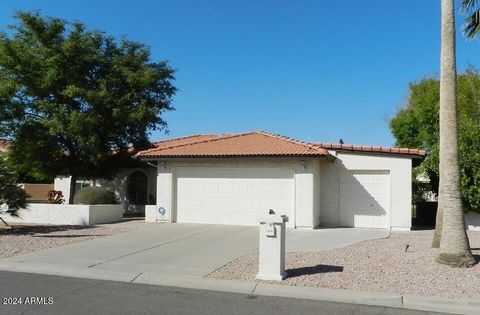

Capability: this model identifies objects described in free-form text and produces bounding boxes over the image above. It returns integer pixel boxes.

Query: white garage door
[176,167,294,226]
[339,170,390,228]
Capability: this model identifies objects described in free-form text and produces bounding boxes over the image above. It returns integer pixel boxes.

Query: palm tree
[461,0,480,38]
[435,0,475,267]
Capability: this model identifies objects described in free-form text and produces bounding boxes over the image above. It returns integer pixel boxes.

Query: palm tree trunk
[432,206,443,248]
[436,0,475,267]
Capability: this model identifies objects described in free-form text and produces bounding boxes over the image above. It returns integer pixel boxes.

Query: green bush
[0,157,27,216]
[73,186,117,205]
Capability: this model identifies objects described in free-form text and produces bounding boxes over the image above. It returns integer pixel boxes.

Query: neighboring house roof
[311,142,425,158]
[137,131,330,158]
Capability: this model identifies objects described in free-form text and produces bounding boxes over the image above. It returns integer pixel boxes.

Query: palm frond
[461,0,480,13]
[462,9,480,38]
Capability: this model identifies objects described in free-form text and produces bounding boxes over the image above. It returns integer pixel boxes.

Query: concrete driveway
[0,221,389,279]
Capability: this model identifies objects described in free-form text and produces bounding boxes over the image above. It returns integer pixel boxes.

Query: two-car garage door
[176,167,294,227]
[174,167,391,228]
[338,170,390,228]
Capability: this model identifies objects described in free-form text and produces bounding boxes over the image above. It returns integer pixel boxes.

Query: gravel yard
[208,230,480,299]
[0,223,128,258]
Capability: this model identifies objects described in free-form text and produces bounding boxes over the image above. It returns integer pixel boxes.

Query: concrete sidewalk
[0,263,477,315]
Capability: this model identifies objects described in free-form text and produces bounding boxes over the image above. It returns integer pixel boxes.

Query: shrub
[73,186,117,205]
[0,158,27,216]
[47,190,64,204]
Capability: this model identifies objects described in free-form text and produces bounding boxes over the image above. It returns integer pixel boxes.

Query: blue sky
[1,1,479,146]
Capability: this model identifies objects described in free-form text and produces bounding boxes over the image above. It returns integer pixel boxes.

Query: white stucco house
[109,131,424,231]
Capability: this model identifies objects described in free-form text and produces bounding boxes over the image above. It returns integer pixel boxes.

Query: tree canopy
[0,11,176,199]
[390,68,480,210]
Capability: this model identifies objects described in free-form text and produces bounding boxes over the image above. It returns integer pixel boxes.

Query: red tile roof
[152,134,222,149]
[311,142,425,158]
[138,131,330,158]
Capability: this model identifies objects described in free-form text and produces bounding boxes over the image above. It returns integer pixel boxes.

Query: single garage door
[176,167,294,226]
[339,170,390,228]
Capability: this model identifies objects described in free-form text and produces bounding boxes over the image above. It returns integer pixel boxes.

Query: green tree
[0,11,176,203]
[461,0,480,38]
[391,70,480,210]
[0,157,27,218]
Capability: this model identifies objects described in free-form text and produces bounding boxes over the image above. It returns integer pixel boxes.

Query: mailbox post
[256,213,288,281]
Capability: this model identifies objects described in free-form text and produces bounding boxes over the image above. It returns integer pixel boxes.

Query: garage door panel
[339,171,390,228]
[262,185,277,195]
[247,184,262,196]
[218,183,233,194]
[176,167,294,226]
[261,199,276,210]
[277,199,292,212]
[204,197,217,208]
[232,183,247,195]
[204,183,217,194]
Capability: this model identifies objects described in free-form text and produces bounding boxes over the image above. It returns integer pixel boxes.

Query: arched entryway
[127,170,148,205]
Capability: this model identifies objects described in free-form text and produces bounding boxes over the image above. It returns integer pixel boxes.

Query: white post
[54,176,72,204]
[256,213,288,281]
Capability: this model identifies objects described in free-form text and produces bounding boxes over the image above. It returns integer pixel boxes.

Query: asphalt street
[0,271,446,315]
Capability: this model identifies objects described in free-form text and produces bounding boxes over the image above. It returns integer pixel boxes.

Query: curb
[252,283,402,308]
[0,262,478,314]
[403,295,480,315]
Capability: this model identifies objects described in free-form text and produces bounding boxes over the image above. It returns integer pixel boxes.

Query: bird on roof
[339,139,344,144]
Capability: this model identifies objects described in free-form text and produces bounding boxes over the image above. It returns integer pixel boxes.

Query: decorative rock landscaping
[208,230,480,300]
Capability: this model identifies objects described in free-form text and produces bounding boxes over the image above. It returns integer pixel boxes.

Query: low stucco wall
[3,204,123,226]
[145,205,159,222]
[465,211,480,231]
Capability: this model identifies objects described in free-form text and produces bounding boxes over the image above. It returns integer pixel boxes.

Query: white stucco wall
[3,204,123,225]
[147,153,414,229]
[320,151,413,230]
[152,158,322,228]
[156,162,174,222]
[145,205,158,222]
[294,159,322,228]
[54,176,72,204]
